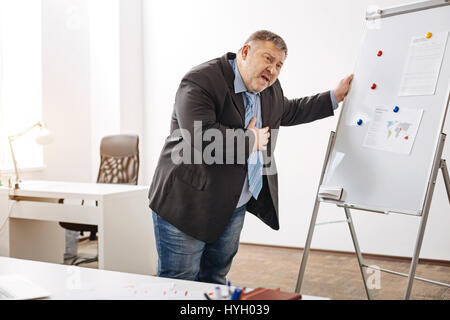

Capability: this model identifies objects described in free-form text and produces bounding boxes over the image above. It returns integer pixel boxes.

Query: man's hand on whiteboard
[334,74,354,103]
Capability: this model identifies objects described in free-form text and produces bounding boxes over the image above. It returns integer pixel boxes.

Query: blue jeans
[152,205,246,285]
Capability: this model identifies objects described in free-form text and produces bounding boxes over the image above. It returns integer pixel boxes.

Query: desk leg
[98,189,157,275]
[0,194,10,257]
[9,219,65,264]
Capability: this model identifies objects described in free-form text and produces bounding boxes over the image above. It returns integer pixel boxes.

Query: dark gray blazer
[148,52,334,243]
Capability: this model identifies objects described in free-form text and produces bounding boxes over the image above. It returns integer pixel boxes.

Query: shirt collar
[229,58,260,99]
[229,58,247,94]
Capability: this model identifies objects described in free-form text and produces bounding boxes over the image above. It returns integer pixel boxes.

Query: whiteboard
[321,1,450,216]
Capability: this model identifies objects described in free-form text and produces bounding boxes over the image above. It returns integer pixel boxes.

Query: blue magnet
[393,106,399,113]
[357,119,363,126]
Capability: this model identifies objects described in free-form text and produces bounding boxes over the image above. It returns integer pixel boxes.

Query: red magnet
[377,50,383,57]
[371,83,377,90]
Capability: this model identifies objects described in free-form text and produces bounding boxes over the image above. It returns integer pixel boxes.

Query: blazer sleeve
[281,91,335,127]
[174,78,255,165]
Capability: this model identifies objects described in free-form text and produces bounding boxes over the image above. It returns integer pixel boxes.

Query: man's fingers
[340,74,353,85]
[247,117,257,128]
[334,74,354,103]
[347,74,354,84]
[248,122,270,151]
[342,74,353,93]
[247,128,258,152]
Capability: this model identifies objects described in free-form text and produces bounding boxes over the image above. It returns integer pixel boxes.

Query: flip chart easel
[295,1,450,300]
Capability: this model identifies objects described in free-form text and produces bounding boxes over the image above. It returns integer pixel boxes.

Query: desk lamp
[8,121,53,190]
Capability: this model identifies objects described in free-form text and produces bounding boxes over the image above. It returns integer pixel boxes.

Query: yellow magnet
[426,32,432,39]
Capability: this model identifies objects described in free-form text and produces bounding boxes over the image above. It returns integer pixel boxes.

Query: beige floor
[76,239,450,300]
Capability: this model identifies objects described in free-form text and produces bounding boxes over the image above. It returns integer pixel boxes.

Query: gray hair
[241,30,288,56]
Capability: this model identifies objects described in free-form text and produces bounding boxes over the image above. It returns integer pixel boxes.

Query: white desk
[0,180,157,276]
[0,257,328,300]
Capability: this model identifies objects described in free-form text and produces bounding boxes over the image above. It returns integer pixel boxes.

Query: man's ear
[241,44,250,60]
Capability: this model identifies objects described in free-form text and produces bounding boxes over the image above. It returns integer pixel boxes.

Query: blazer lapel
[220,53,246,124]
[231,92,245,123]
[260,90,271,127]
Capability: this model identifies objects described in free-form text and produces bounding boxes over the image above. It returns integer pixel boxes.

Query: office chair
[59,134,139,266]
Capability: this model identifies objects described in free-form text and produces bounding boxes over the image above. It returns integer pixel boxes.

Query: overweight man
[148,30,353,284]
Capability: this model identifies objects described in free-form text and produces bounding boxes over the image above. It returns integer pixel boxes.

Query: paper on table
[80,281,211,300]
[362,107,423,155]
[398,31,448,96]
[0,275,51,300]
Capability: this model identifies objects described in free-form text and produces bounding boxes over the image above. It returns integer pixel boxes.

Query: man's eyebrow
[264,52,284,66]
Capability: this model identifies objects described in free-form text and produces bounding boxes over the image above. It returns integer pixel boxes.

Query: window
[0,0,43,172]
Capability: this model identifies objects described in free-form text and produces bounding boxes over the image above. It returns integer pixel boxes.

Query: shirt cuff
[330,90,339,110]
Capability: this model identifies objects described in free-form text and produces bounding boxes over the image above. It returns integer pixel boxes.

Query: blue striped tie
[244,93,263,200]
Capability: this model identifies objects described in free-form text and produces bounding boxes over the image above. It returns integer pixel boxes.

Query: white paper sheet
[323,152,345,186]
[362,107,423,155]
[398,31,448,96]
[70,281,212,300]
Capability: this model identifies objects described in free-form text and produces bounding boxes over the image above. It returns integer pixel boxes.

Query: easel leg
[404,209,430,299]
[295,132,336,294]
[295,198,320,293]
[404,158,449,299]
[344,208,372,300]
[403,134,446,299]
[441,159,450,203]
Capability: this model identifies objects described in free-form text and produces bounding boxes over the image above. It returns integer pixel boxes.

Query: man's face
[238,40,286,93]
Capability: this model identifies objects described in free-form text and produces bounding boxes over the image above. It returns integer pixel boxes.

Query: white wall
[89,0,121,182]
[28,0,144,185]
[142,0,450,260]
[35,0,92,183]
[89,0,145,184]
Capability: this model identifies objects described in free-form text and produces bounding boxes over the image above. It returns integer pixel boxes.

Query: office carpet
[77,239,449,300]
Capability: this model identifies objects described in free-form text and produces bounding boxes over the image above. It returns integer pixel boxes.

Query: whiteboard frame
[366,0,450,20]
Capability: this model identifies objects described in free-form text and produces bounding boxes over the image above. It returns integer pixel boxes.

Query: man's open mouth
[261,75,270,83]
